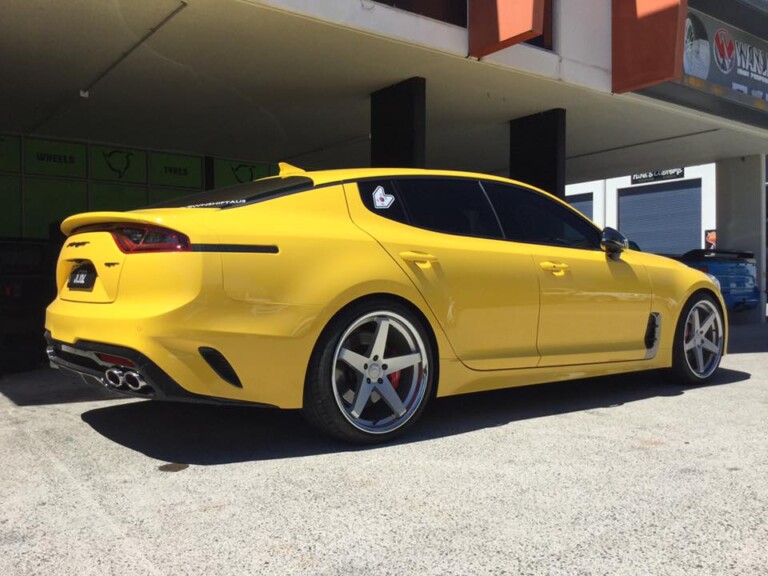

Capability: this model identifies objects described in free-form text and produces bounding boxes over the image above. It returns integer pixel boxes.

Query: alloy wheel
[682,299,724,379]
[331,311,429,435]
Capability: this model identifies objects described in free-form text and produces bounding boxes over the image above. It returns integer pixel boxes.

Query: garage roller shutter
[618,180,701,254]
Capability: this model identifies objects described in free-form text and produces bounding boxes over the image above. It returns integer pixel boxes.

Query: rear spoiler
[677,249,755,261]
[61,212,172,236]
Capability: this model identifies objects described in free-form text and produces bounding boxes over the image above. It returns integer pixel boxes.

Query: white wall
[566,163,717,242]
[485,0,612,91]
[564,179,606,227]
[557,0,612,91]
[261,0,615,93]
[716,156,766,324]
[257,0,468,56]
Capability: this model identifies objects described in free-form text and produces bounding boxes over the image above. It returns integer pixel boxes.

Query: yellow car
[46,164,727,443]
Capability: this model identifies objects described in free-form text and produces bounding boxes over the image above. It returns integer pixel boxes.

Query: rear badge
[372,186,395,209]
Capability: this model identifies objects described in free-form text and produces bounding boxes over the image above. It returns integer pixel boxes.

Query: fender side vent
[199,347,243,388]
[644,313,662,359]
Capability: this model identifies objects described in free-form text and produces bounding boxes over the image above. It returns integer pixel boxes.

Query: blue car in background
[676,249,760,313]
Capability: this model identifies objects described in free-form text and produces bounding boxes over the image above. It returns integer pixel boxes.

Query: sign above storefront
[631,168,685,184]
[682,8,768,113]
[149,152,202,189]
[25,138,87,179]
[90,145,147,184]
[213,158,272,189]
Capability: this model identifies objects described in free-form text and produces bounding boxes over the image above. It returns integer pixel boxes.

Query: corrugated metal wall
[618,180,702,254]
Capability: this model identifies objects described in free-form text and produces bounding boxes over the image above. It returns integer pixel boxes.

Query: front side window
[394,178,503,239]
[483,182,601,250]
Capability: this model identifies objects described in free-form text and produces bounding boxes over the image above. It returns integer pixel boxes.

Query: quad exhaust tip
[104,368,124,388]
[103,368,149,391]
[124,371,147,391]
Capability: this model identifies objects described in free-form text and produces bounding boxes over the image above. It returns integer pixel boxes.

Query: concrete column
[716,155,766,324]
[370,77,426,168]
[509,108,565,198]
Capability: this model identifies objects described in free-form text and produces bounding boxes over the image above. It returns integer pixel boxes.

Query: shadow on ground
[0,368,121,406]
[78,367,750,465]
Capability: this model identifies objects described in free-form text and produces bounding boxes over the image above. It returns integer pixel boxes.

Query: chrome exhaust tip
[104,368,125,388]
[124,371,147,391]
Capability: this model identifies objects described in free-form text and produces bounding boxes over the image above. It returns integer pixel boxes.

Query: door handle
[539,261,569,272]
[399,251,438,264]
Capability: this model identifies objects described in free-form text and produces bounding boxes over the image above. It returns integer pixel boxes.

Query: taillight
[111,225,191,253]
[699,265,709,274]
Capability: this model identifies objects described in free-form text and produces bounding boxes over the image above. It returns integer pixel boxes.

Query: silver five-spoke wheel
[303,300,435,443]
[673,293,724,384]
[332,311,429,435]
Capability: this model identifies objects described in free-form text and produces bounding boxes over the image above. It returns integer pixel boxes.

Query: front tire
[672,292,724,385]
[303,299,435,444]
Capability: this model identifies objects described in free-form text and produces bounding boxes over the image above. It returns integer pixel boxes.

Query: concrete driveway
[1,325,766,576]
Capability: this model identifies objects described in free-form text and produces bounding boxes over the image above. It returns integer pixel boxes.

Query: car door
[345,177,541,370]
[483,181,654,366]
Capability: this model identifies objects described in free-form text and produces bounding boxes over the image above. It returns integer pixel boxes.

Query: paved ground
[1,325,766,576]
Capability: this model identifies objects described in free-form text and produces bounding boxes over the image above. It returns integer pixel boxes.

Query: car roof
[279,163,550,196]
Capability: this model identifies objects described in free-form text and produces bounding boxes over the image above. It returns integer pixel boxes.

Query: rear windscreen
[149,176,314,209]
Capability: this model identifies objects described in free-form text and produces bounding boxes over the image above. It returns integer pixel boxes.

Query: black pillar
[371,77,426,168]
[509,108,566,198]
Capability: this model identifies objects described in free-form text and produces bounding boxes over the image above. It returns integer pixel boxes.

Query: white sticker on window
[372,185,395,209]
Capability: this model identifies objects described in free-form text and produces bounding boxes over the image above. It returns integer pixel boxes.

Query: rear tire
[303,299,435,444]
[671,292,724,385]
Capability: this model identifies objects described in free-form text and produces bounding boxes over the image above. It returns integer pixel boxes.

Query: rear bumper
[46,294,319,408]
[45,332,277,408]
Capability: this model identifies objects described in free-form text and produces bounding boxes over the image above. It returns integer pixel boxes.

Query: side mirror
[601,227,628,259]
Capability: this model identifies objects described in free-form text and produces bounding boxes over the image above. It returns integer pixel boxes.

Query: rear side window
[395,178,503,239]
[358,180,409,224]
[483,182,601,249]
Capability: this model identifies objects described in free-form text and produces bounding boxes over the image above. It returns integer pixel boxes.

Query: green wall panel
[90,183,148,212]
[214,158,271,188]
[0,175,22,237]
[25,138,87,178]
[149,188,194,205]
[150,153,202,189]
[90,145,147,184]
[25,178,87,238]
[0,135,21,173]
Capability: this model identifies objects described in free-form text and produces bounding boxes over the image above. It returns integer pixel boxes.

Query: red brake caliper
[385,346,402,389]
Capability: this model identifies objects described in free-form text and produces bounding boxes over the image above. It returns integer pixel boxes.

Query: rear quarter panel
[203,184,456,405]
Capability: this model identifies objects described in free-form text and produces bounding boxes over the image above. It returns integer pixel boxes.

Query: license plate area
[67,263,97,290]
